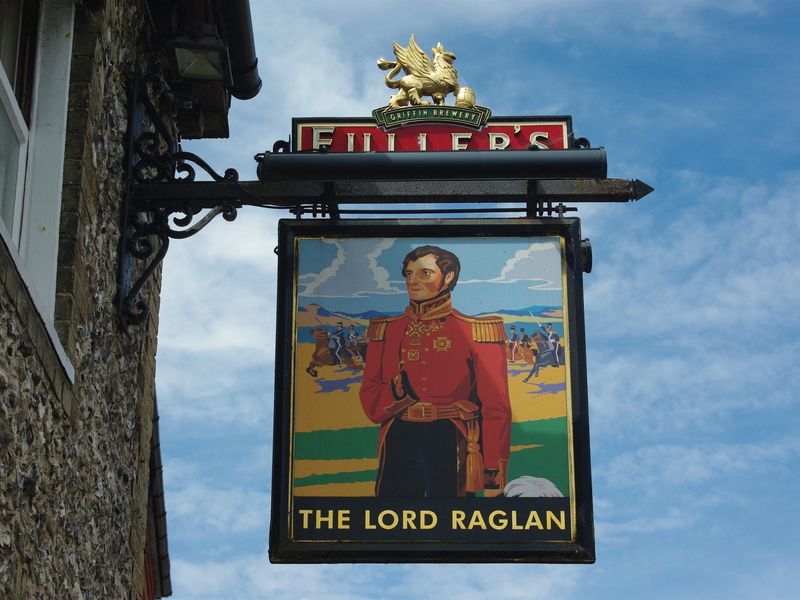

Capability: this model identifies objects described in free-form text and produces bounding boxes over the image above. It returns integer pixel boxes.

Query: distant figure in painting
[508,325,519,362]
[305,327,365,377]
[346,324,364,364]
[329,321,346,364]
[522,323,562,383]
[360,245,511,497]
[346,324,359,348]
[543,323,561,365]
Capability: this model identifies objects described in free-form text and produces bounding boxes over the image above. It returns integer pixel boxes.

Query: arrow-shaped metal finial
[632,179,655,200]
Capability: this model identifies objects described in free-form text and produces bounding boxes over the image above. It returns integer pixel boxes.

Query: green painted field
[293,416,569,495]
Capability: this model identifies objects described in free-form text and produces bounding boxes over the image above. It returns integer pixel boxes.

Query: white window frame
[0,0,75,381]
[0,63,28,243]
[20,0,75,318]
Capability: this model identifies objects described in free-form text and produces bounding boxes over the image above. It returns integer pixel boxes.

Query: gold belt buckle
[406,402,434,421]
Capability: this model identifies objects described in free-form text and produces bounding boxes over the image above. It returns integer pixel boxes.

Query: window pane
[0,101,21,231]
[0,0,23,84]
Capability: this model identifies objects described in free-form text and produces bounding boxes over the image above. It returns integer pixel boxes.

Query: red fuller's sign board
[292,115,572,153]
[269,35,594,564]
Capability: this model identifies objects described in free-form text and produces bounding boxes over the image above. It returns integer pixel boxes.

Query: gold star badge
[433,336,452,352]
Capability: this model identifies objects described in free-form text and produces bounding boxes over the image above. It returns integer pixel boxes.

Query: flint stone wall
[1,1,164,598]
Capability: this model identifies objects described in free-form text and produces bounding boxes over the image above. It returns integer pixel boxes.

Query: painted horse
[506,342,537,365]
[305,328,367,377]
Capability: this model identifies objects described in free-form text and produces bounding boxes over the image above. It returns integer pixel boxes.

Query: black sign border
[270,218,594,563]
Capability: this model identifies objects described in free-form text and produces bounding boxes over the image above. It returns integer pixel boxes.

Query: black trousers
[376,419,467,497]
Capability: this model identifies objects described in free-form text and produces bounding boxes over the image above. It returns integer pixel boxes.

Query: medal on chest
[403,319,450,360]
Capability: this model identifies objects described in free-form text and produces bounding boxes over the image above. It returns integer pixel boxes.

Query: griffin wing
[392,34,433,77]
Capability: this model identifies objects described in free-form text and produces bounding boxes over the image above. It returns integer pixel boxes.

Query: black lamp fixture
[170,27,233,87]
[145,0,262,138]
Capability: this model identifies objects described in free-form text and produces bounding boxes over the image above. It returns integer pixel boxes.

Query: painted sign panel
[292,116,572,153]
[270,219,594,563]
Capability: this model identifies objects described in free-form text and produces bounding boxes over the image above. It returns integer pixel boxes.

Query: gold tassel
[464,420,484,493]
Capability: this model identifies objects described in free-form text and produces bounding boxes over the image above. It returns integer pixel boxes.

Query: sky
[296,236,564,313]
[154,1,800,598]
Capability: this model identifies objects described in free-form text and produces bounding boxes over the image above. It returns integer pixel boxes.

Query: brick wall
[1,1,166,598]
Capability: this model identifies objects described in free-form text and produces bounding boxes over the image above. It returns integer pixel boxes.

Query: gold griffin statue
[377,35,475,109]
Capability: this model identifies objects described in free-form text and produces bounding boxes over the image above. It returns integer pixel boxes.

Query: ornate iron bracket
[118,76,243,326]
[117,78,653,326]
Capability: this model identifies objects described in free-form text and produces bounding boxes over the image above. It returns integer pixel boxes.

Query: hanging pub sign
[269,35,594,563]
[269,220,594,563]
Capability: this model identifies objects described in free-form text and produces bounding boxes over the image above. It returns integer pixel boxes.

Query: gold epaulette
[365,315,402,341]
[452,311,507,343]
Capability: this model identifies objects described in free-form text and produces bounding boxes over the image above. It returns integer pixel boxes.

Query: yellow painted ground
[294,481,375,497]
[510,443,543,452]
[507,364,569,421]
[293,457,378,479]
[293,343,569,433]
[293,344,373,432]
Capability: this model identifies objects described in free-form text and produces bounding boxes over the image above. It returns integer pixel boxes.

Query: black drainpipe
[218,0,262,100]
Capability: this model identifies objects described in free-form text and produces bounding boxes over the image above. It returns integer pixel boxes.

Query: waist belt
[400,401,479,423]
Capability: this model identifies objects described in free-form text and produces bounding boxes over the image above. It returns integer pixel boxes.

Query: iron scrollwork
[118,77,241,326]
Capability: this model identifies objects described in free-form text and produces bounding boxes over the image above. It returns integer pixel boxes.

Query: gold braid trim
[365,315,403,341]
[366,319,388,341]
[453,312,506,343]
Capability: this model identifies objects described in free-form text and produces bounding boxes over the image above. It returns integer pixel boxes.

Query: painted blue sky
[155,1,800,598]
[297,236,564,314]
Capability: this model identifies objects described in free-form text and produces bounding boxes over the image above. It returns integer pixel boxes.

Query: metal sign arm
[117,81,653,326]
[129,177,652,207]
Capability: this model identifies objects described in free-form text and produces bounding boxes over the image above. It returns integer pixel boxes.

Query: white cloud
[587,339,796,440]
[156,214,276,360]
[167,482,269,537]
[169,554,584,600]
[156,356,272,425]
[581,172,800,437]
[595,506,695,543]
[590,437,800,548]
[300,238,405,298]
[170,556,380,600]
[366,238,398,291]
[299,239,346,296]
[597,439,800,492]
[730,559,800,600]
[494,240,562,290]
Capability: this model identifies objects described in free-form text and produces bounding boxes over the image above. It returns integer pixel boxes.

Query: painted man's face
[404,254,454,302]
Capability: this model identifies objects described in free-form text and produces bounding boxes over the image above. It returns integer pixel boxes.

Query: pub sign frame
[270,218,594,563]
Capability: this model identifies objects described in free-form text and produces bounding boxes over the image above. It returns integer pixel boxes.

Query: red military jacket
[359,294,511,472]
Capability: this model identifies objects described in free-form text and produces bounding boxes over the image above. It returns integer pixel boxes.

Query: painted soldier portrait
[359,245,511,497]
[289,234,572,500]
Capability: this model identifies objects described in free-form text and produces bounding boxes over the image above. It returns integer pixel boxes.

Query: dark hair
[401,245,461,291]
